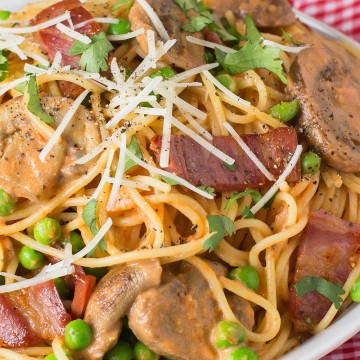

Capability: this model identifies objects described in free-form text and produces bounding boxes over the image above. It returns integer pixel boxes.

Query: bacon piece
[203,28,223,45]
[0,281,71,347]
[150,127,300,192]
[30,0,101,97]
[290,211,360,332]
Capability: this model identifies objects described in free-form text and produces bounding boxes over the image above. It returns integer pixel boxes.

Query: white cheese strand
[56,23,92,44]
[202,70,250,107]
[147,30,156,69]
[223,122,275,181]
[159,96,174,168]
[107,28,145,41]
[179,109,213,141]
[0,76,30,97]
[0,12,71,34]
[186,35,236,53]
[74,17,120,29]
[136,0,170,40]
[250,145,303,215]
[125,150,214,199]
[39,90,90,162]
[22,50,50,67]
[262,39,310,53]
[171,63,219,83]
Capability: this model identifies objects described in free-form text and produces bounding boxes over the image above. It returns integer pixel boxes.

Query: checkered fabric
[288,1,360,358]
[290,0,360,41]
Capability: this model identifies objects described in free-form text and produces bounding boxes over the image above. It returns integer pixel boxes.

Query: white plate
[1,1,360,359]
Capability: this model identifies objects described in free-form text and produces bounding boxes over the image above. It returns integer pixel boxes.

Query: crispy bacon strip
[290,211,360,332]
[151,127,300,192]
[30,0,102,98]
[0,281,71,347]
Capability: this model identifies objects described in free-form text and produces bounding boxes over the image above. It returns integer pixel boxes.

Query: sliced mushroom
[128,0,204,70]
[288,33,360,172]
[0,96,101,201]
[79,259,162,360]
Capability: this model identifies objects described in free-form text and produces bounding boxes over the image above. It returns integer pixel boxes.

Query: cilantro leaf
[112,0,134,11]
[174,0,197,11]
[27,76,54,124]
[223,161,237,172]
[208,22,237,42]
[294,276,345,309]
[183,16,213,32]
[161,175,180,185]
[281,29,305,46]
[82,199,107,256]
[242,206,254,219]
[69,32,114,73]
[215,41,287,84]
[124,136,143,172]
[203,215,236,252]
[245,15,262,44]
[0,51,8,82]
[224,190,262,211]
[198,185,216,197]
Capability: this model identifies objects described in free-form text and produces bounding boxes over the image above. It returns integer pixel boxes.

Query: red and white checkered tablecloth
[288,0,360,359]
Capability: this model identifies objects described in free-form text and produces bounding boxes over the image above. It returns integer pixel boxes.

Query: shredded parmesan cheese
[125,150,215,199]
[179,109,213,141]
[171,63,219,83]
[186,36,236,53]
[22,50,50,67]
[56,22,91,44]
[262,39,310,53]
[39,90,90,162]
[74,17,120,29]
[223,122,275,181]
[147,30,156,69]
[107,28,145,41]
[136,0,170,40]
[0,76,30,97]
[250,145,303,215]
[159,97,174,168]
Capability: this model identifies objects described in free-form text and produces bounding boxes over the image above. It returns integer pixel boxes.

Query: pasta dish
[0,0,359,359]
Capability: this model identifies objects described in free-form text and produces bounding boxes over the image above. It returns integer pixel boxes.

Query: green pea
[301,152,321,175]
[213,321,246,349]
[108,18,131,36]
[0,188,15,216]
[228,347,258,360]
[104,340,132,360]
[44,354,57,360]
[229,266,260,290]
[269,99,299,122]
[33,217,62,245]
[350,277,360,302]
[64,319,93,351]
[84,267,108,282]
[205,49,215,64]
[0,11,11,20]
[133,341,157,360]
[69,231,85,254]
[150,67,176,80]
[19,246,45,270]
[215,74,239,95]
[54,277,71,299]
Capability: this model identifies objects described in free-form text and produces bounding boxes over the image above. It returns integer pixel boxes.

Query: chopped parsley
[294,276,345,310]
[223,161,237,172]
[281,29,305,46]
[26,76,54,124]
[112,0,134,11]
[82,199,107,256]
[203,215,236,252]
[69,32,114,73]
[0,50,8,82]
[215,16,287,84]
[198,185,216,196]
[124,136,143,172]
[224,190,262,211]
[242,206,254,219]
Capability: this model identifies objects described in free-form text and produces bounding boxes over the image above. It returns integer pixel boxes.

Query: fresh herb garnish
[26,76,54,124]
[69,32,114,73]
[0,51,8,82]
[112,0,134,11]
[161,175,180,185]
[198,185,216,197]
[223,161,237,172]
[281,29,305,46]
[124,136,143,172]
[224,190,262,211]
[82,199,107,256]
[241,206,254,219]
[294,276,345,310]
[203,215,236,252]
[215,16,287,84]
[183,15,212,32]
